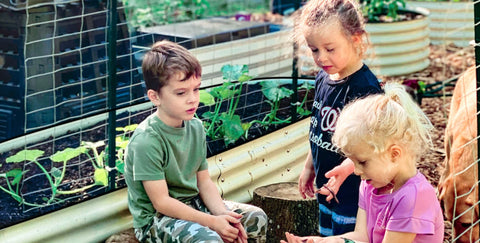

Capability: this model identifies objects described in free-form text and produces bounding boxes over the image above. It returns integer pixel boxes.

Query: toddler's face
[302,19,362,80]
[347,144,398,190]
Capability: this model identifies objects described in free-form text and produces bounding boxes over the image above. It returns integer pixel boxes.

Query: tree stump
[252,182,319,242]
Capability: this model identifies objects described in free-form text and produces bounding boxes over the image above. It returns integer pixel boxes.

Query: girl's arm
[382,231,416,243]
[334,208,369,242]
[316,158,355,203]
[298,149,316,198]
[282,209,369,243]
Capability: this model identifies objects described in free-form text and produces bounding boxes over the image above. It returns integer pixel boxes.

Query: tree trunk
[252,182,319,242]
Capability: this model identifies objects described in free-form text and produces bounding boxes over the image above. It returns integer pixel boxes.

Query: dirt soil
[380,43,475,242]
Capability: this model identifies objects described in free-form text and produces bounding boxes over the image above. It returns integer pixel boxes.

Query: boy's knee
[244,208,268,238]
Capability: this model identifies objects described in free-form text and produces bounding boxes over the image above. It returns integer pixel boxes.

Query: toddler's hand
[281,232,318,243]
[298,166,316,199]
[316,158,354,203]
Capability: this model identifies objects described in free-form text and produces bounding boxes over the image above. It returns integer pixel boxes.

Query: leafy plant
[296,81,314,117]
[362,0,406,22]
[2,150,39,206]
[122,0,210,29]
[199,64,254,146]
[0,125,137,208]
[199,65,312,146]
[112,124,138,174]
[249,80,294,129]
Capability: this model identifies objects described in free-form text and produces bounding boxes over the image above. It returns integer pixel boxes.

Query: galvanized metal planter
[0,118,310,243]
[191,27,294,87]
[407,1,474,47]
[298,7,430,77]
[364,7,431,76]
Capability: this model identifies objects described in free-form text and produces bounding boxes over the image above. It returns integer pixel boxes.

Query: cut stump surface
[252,182,319,242]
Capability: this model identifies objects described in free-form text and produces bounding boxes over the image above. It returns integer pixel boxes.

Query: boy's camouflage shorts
[135,197,268,243]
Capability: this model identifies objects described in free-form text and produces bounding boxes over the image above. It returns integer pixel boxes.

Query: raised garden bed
[0,73,315,232]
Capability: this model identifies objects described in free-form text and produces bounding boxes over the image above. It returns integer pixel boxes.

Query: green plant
[295,81,315,117]
[0,125,137,207]
[112,124,138,174]
[248,80,294,129]
[199,64,254,146]
[362,0,406,22]
[2,150,38,207]
[199,65,312,146]
[122,0,210,29]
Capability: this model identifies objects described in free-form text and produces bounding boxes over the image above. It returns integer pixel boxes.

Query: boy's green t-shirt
[124,114,209,229]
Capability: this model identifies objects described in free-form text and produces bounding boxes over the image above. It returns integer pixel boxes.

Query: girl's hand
[316,158,354,203]
[281,232,321,243]
[298,165,316,199]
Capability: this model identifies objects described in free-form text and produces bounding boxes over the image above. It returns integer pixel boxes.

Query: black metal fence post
[291,41,299,123]
[107,0,118,191]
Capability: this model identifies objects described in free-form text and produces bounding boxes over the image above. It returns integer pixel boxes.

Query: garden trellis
[0,0,478,242]
[0,0,309,232]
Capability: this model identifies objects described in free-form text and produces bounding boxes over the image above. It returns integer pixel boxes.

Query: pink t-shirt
[359,172,444,243]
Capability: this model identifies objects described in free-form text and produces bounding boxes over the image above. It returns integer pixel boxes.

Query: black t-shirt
[310,64,382,214]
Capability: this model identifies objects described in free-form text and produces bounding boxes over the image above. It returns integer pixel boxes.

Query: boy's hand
[316,158,354,203]
[211,212,247,243]
[225,211,248,243]
[298,166,316,199]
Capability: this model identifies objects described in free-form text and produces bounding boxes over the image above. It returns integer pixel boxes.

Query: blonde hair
[332,83,433,159]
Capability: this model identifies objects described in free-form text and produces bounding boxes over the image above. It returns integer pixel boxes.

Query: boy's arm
[143,179,242,242]
[197,169,248,242]
[196,169,228,215]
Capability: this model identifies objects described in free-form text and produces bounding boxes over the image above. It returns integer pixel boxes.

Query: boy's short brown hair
[142,40,202,92]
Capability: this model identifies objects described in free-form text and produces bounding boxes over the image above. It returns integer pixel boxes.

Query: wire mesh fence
[0,0,312,229]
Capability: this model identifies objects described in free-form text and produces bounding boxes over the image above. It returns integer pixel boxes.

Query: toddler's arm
[281,209,369,243]
[382,231,416,243]
[298,150,317,198]
[316,158,354,203]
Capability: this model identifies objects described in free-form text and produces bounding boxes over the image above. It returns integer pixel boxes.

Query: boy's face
[151,72,201,128]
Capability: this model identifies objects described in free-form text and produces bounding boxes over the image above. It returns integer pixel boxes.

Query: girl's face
[303,19,363,80]
[347,144,399,190]
[148,72,201,128]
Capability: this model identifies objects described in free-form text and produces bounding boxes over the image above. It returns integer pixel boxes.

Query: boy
[124,40,267,242]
